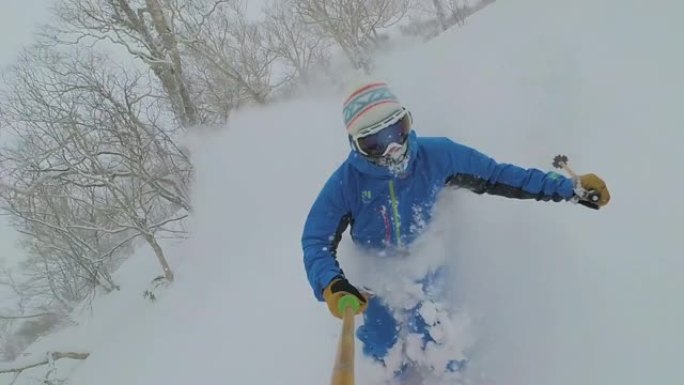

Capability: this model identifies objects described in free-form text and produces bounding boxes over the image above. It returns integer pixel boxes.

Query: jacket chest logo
[361,190,373,204]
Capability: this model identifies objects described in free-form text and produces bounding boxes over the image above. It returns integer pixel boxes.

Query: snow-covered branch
[263,0,332,84]
[0,351,89,374]
[49,0,199,126]
[294,0,408,70]
[0,312,54,320]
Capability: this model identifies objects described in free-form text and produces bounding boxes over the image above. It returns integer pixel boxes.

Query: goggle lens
[355,114,411,157]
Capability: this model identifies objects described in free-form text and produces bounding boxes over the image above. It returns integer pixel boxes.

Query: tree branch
[0,351,89,374]
[0,312,54,320]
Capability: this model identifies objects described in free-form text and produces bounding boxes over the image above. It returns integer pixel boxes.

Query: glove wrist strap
[571,176,586,203]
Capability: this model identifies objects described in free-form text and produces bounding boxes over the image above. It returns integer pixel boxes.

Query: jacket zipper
[388,180,402,248]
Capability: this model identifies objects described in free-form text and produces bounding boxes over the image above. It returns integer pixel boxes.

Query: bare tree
[263,0,332,85]
[43,0,290,124]
[294,0,409,71]
[48,0,204,126]
[2,184,127,302]
[177,0,278,112]
[0,268,70,361]
[432,0,449,30]
[0,309,67,362]
[0,351,89,385]
[402,0,482,39]
[0,47,192,285]
[418,0,475,29]
[443,0,473,27]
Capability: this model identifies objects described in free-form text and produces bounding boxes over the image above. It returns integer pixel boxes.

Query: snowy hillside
[2,0,683,385]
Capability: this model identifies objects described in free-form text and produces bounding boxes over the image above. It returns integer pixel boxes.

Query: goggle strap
[352,108,408,140]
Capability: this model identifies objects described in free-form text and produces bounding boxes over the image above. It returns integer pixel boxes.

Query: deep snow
[2,0,683,384]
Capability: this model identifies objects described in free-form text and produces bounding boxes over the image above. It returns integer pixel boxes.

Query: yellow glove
[323,277,368,319]
[576,173,611,208]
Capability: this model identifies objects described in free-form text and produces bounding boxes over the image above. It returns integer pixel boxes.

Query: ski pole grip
[578,200,600,210]
[338,294,361,315]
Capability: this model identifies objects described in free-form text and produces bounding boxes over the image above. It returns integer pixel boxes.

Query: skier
[301,80,610,381]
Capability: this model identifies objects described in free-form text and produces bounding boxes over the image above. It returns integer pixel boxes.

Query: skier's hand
[323,277,368,319]
[575,173,610,208]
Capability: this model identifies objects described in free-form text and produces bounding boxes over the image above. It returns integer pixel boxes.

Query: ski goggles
[351,108,412,157]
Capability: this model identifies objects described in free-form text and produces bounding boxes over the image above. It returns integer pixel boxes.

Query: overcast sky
[0,0,51,266]
[0,1,50,67]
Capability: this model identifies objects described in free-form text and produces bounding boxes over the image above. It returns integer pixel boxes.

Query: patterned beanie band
[342,82,403,136]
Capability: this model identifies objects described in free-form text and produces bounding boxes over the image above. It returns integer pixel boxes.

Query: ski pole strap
[338,294,361,315]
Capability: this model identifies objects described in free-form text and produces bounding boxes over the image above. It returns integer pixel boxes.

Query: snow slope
[2,0,683,384]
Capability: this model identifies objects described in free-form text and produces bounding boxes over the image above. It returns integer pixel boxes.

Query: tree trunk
[143,233,174,282]
[432,0,449,30]
[145,0,198,126]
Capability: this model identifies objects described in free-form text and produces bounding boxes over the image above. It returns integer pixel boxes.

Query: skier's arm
[445,140,575,201]
[302,172,352,301]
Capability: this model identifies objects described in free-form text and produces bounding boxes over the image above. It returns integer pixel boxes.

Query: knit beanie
[342,81,403,136]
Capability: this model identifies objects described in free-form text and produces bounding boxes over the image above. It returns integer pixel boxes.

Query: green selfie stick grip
[338,294,361,315]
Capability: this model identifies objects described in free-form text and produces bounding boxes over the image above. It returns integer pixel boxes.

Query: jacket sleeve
[302,171,352,301]
[444,139,575,201]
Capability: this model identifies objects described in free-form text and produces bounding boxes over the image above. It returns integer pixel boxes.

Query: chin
[372,144,410,173]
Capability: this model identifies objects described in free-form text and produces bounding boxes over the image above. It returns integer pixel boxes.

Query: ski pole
[331,295,361,385]
[552,155,601,209]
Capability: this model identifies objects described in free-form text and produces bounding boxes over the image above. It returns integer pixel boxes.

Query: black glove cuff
[330,277,366,303]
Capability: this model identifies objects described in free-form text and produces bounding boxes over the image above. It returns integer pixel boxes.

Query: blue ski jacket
[302,132,575,300]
